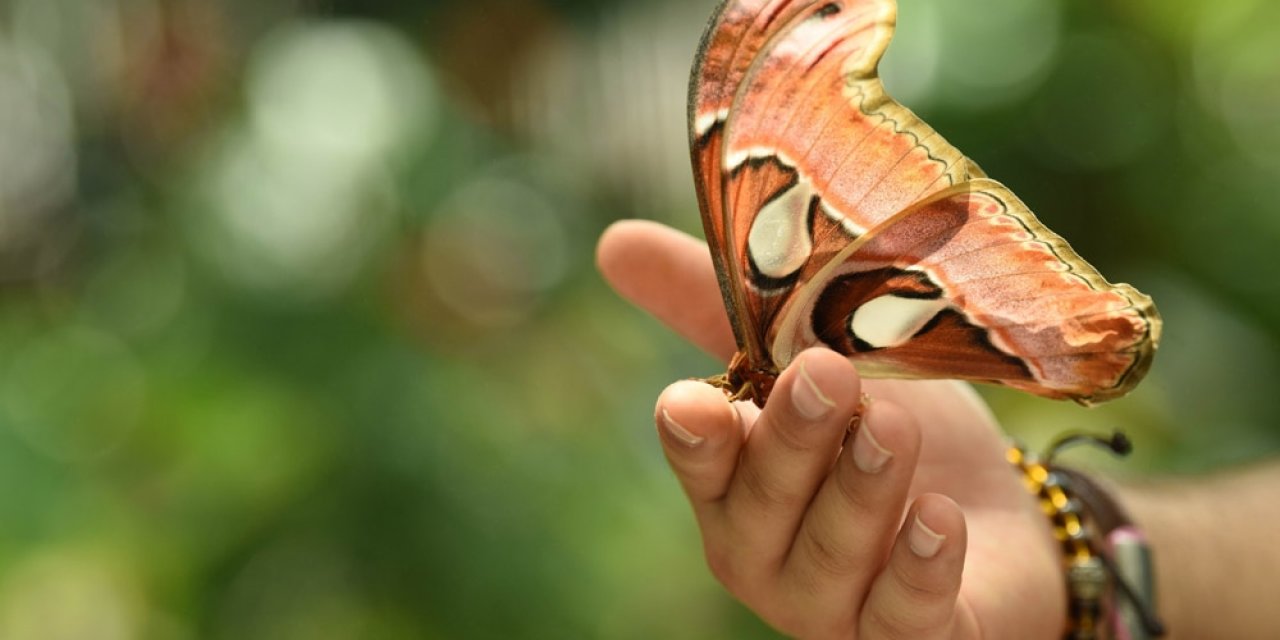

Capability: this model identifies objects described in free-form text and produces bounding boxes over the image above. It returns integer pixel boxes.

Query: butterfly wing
[768,180,1161,403]
[690,0,820,365]
[690,0,982,372]
[690,0,1160,403]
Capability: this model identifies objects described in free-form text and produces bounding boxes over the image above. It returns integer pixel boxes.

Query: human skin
[597,219,1063,639]
[1122,466,1280,639]
[597,219,1280,640]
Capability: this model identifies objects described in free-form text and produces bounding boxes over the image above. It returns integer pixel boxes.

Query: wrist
[1114,483,1207,640]
[1111,486,1175,638]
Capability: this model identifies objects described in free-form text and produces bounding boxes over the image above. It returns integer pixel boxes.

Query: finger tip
[595,220,639,283]
[657,378,720,405]
[863,398,921,454]
[913,493,967,543]
[596,219,673,282]
[792,348,861,407]
[656,380,737,438]
[797,346,856,372]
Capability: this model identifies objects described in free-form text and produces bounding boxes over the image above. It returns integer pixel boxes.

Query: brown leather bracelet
[1008,433,1165,640]
[1052,466,1164,640]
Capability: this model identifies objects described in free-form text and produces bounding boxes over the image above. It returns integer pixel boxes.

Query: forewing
[690,0,983,370]
[690,0,816,361]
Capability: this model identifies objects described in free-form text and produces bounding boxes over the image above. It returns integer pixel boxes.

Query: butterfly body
[690,0,1161,406]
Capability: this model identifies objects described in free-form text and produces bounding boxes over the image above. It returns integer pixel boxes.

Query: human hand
[597,220,1066,639]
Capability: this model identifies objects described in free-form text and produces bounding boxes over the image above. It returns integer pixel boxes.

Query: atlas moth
[689,0,1161,406]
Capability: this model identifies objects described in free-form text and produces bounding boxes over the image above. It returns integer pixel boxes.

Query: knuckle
[769,414,818,454]
[863,605,922,638]
[833,455,879,511]
[737,460,801,509]
[799,526,861,581]
[860,562,957,637]
[891,559,955,603]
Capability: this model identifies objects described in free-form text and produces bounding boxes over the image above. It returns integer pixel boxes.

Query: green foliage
[0,0,1276,637]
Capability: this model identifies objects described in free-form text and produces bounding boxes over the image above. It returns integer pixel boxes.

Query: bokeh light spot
[0,549,143,640]
[215,538,372,640]
[421,172,570,331]
[197,130,394,298]
[248,20,435,166]
[0,37,76,253]
[1195,9,1280,173]
[80,242,186,338]
[191,20,440,299]
[2,325,146,461]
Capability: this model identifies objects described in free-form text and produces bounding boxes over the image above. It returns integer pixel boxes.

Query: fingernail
[661,409,705,447]
[793,361,836,420]
[852,411,893,473]
[909,515,946,559]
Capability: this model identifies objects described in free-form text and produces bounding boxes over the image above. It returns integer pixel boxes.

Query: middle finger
[719,348,863,580]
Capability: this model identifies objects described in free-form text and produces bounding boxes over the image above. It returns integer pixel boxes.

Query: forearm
[1120,463,1280,639]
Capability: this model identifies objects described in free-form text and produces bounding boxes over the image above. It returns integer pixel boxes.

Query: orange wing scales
[772,182,1160,404]
[688,0,1160,404]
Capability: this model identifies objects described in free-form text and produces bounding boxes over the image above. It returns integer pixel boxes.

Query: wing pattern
[689,0,1160,404]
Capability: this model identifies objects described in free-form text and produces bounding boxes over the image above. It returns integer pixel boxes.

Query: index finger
[596,220,737,362]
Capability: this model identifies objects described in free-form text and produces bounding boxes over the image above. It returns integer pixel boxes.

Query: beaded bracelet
[1007,433,1166,640]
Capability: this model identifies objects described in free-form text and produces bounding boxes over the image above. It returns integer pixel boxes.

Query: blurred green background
[1,0,1278,637]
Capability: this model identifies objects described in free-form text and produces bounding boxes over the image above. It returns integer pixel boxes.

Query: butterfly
[689,0,1161,406]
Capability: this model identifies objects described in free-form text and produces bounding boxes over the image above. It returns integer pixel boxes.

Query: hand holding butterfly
[598,220,1065,639]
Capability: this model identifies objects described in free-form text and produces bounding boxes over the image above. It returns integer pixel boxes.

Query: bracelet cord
[1007,432,1166,640]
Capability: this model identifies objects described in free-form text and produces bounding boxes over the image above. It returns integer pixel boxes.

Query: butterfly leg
[846,392,873,434]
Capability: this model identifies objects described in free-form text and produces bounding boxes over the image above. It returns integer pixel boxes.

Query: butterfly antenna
[1045,430,1132,463]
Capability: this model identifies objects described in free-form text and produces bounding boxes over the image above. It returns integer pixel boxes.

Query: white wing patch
[850,295,949,349]
[748,178,814,280]
[694,108,729,138]
[820,200,866,238]
[726,146,794,172]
